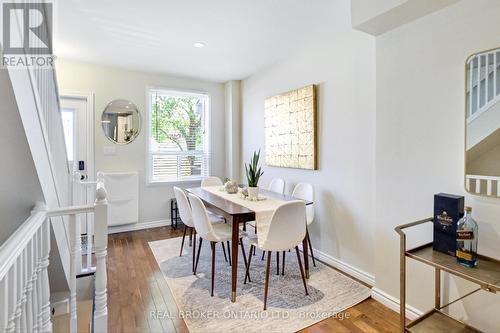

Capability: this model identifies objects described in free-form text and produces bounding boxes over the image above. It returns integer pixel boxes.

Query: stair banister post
[68,213,78,333]
[477,55,482,112]
[31,202,52,333]
[36,229,43,332]
[20,249,28,333]
[41,219,52,332]
[6,265,16,333]
[494,52,497,97]
[24,239,34,333]
[72,171,83,274]
[0,276,7,332]
[30,233,39,333]
[94,176,108,333]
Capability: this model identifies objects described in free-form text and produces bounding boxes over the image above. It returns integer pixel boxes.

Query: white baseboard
[371,287,423,320]
[312,248,375,286]
[310,247,423,320]
[108,219,172,234]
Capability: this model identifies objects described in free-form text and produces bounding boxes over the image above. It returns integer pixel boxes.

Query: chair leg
[189,227,193,246]
[244,245,254,284]
[307,230,316,267]
[261,251,265,261]
[179,225,187,256]
[264,251,272,310]
[239,238,251,283]
[227,241,232,266]
[194,237,203,275]
[192,228,197,272]
[221,242,228,263]
[295,246,309,295]
[281,251,285,275]
[211,242,216,297]
[276,251,280,275]
[253,247,256,256]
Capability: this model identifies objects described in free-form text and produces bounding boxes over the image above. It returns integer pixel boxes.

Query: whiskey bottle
[456,206,478,268]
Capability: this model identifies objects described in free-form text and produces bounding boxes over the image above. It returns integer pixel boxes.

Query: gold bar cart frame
[395,218,498,333]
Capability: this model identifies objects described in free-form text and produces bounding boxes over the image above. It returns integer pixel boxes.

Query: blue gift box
[433,193,464,256]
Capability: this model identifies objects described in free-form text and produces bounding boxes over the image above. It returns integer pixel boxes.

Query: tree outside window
[149,90,209,182]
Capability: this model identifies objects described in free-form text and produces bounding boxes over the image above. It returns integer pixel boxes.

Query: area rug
[149,237,370,333]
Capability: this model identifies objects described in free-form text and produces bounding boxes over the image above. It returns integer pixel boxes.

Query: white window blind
[148,89,210,182]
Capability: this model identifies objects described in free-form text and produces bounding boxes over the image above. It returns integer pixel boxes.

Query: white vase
[247,186,259,199]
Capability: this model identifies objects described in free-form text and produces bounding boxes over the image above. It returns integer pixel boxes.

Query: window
[61,108,76,163]
[148,89,210,183]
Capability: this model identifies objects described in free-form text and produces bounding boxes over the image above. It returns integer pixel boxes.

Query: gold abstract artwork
[264,85,317,170]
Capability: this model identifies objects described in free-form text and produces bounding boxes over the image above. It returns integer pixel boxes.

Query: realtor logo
[2,2,53,55]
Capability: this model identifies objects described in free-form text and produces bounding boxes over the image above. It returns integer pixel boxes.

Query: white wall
[241,0,376,278]
[351,0,460,36]
[56,60,225,225]
[376,0,500,330]
[225,81,242,181]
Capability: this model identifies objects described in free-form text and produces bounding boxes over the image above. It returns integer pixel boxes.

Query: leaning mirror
[465,46,500,197]
[101,99,141,144]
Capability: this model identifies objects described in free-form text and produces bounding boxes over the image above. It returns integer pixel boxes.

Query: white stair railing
[466,174,500,197]
[72,171,101,275]
[0,181,108,333]
[0,205,51,333]
[467,49,500,122]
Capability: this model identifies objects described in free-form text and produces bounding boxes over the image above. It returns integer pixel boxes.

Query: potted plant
[245,150,264,199]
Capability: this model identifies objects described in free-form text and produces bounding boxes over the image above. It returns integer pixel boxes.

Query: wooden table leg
[303,229,310,279]
[231,217,239,302]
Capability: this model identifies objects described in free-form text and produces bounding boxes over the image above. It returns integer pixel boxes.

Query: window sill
[146,178,203,187]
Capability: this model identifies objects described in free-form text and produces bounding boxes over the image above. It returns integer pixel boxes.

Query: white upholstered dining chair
[268,178,285,194]
[188,193,250,296]
[270,182,316,273]
[201,176,223,187]
[292,183,316,266]
[244,200,308,310]
[249,177,285,246]
[174,187,226,271]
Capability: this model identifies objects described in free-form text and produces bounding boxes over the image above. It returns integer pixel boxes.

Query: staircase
[466,49,500,197]
[466,49,500,123]
[0,188,108,333]
[0,4,108,332]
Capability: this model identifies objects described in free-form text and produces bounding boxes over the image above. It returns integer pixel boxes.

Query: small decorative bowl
[224,180,239,194]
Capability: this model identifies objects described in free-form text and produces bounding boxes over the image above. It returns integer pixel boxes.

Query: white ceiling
[54,0,339,82]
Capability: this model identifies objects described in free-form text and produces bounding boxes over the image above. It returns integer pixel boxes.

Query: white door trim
[60,91,95,180]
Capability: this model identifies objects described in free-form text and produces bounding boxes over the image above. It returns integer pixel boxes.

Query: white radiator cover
[102,172,139,226]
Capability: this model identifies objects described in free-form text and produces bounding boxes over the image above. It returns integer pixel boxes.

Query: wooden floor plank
[108,226,400,333]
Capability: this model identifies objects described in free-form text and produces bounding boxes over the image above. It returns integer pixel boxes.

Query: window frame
[146,87,211,185]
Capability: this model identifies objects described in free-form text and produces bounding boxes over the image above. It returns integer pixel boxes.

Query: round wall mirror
[101,99,141,144]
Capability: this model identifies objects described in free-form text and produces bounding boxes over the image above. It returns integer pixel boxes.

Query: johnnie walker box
[433,193,464,256]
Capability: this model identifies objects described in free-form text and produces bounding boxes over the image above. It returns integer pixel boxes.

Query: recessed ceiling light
[193,42,206,48]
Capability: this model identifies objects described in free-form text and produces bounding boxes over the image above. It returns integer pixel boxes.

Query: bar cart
[395,217,500,333]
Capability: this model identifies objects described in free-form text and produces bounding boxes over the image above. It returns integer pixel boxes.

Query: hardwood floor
[107,226,400,333]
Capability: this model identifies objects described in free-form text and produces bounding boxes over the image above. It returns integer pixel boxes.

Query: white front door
[60,97,92,177]
[60,94,95,232]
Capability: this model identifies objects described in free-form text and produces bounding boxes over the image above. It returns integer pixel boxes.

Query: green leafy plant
[245,150,264,187]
